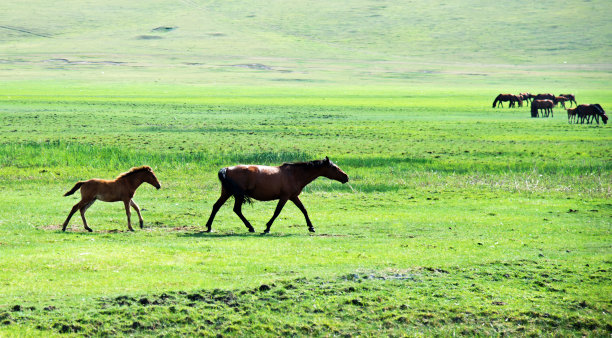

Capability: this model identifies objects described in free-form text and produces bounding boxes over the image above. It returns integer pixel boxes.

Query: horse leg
[79,199,95,232]
[263,198,287,234]
[130,200,144,228]
[123,200,134,231]
[205,190,231,232]
[62,200,85,231]
[291,196,315,232]
[233,197,254,232]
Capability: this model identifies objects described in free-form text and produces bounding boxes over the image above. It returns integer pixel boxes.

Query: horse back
[225,165,285,201]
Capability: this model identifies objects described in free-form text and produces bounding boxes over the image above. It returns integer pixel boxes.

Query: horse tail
[218,168,253,204]
[64,181,84,196]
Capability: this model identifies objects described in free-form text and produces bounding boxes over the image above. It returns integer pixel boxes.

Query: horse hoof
[204,228,212,233]
[248,228,255,233]
[308,228,315,233]
[262,230,270,234]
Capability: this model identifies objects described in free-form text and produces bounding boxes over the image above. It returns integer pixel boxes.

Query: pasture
[1,0,611,335]
[0,86,610,336]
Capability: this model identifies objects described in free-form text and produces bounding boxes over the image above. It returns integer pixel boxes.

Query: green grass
[0,88,610,335]
[1,0,611,335]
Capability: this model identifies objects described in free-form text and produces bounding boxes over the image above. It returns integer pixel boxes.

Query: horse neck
[292,165,325,188]
[119,173,145,191]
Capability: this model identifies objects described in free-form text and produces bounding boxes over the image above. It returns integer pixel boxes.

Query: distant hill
[1,0,610,86]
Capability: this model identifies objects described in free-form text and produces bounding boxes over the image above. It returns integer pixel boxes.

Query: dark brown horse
[62,166,161,232]
[493,94,520,108]
[534,93,555,102]
[554,96,568,109]
[567,107,578,123]
[531,99,554,118]
[205,157,349,234]
[572,104,607,124]
[559,94,577,107]
[520,93,534,106]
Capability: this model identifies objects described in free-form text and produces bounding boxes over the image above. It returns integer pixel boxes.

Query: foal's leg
[123,200,134,231]
[233,197,254,232]
[205,190,231,232]
[79,199,95,232]
[263,198,288,234]
[62,200,86,231]
[130,200,144,228]
[291,196,315,232]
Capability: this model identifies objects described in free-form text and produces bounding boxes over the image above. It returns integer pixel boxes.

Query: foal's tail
[63,182,84,196]
[218,168,253,204]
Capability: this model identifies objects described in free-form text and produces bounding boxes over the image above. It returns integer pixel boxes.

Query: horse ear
[324,156,330,163]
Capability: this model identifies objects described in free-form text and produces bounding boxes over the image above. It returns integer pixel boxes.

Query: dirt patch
[43,59,125,65]
[137,35,163,40]
[152,26,177,33]
[230,63,273,71]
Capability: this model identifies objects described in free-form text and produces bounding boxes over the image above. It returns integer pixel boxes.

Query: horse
[534,93,555,102]
[204,157,349,234]
[567,107,578,123]
[492,94,519,108]
[62,166,161,232]
[554,96,568,109]
[520,93,534,106]
[559,94,577,107]
[531,99,554,118]
[574,104,607,124]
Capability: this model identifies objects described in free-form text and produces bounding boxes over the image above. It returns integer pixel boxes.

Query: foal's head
[123,166,161,189]
[142,166,162,189]
[320,157,349,184]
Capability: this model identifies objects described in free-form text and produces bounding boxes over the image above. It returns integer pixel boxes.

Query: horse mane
[593,104,605,115]
[116,166,152,179]
[280,159,327,169]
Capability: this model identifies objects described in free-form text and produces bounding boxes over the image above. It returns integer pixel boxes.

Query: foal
[205,157,349,233]
[62,166,161,232]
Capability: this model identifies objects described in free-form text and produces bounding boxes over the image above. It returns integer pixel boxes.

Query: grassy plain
[1,0,611,336]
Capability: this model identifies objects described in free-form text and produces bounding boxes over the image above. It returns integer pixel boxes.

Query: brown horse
[62,166,161,232]
[573,104,607,124]
[567,107,578,123]
[531,99,554,117]
[554,96,568,109]
[205,157,349,234]
[534,93,555,102]
[520,93,534,106]
[559,94,577,107]
[492,94,520,108]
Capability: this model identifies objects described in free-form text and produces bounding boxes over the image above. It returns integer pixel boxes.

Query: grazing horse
[520,93,534,106]
[531,99,554,118]
[574,104,608,124]
[554,96,568,109]
[567,107,578,123]
[205,157,349,234]
[559,94,577,107]
[534,93,555,102]
[62,166,161,232]
[492,94,519,108]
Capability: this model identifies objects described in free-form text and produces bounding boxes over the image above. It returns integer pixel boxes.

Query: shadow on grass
[177,231,299,238]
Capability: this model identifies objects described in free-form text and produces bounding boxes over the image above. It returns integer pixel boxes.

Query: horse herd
[492,93,608,124]
[61,158,349,234]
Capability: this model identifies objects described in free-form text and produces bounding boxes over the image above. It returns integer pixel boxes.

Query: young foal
[205,157,349,234]
[62,166,161,232]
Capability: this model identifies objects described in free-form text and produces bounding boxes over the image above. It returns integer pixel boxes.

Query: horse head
[321,157,349,184]
[602,114,608,124]
[142,166,161,189]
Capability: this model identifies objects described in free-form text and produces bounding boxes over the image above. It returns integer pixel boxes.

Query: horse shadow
[177,231,299,238]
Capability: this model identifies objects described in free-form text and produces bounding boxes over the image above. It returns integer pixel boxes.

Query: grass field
[1,0,611,336]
